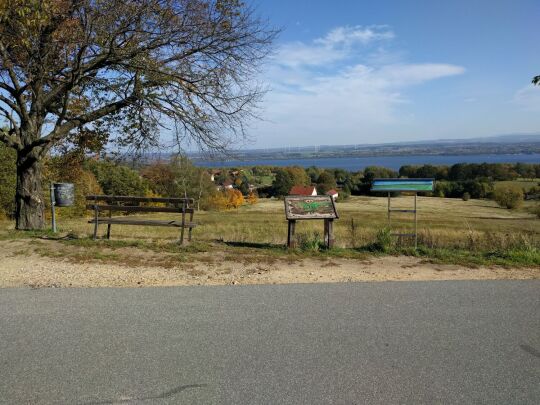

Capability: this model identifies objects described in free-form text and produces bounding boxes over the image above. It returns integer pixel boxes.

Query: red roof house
[326,189,339,200]
[289,185,318,196]
[222,179,234,189]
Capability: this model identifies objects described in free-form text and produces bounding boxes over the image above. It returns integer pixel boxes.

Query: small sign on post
[371,178,435,249]
[284,195,339,248]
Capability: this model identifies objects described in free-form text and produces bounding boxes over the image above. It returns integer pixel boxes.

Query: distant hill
[188,133,540,160]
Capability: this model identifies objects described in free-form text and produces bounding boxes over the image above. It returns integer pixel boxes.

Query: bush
[493,185,524,209]
[370,227,393,253]
[247,192,258,205]
[203,189,244,211]
[462,192,470,201]
[297,231,324,252]
[85,160,149,196]
[226,189,244,209]
[336,189,350,202]
[203,192,229,211]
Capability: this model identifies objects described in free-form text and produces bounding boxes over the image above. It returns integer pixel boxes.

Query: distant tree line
[255,163,539,200]
[1,141,539,219]
[399,162,540,181]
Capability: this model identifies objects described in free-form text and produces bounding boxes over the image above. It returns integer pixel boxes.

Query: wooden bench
[86,195,196,244]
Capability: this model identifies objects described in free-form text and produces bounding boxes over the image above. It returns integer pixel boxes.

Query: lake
[194,153,540,172]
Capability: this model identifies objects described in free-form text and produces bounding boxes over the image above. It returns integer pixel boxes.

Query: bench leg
[93,207,98,240]
[188,211,194,242]
[179,207,186,245]
[106,209,112,239]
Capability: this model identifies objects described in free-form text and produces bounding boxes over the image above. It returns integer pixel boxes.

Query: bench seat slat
[86,205,194,214]
[86,195,193,204]
[88,218,197,228]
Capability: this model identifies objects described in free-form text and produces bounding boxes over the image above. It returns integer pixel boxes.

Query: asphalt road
[1,281,539,404]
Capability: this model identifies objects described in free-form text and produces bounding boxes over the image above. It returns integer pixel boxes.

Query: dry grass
[0,196,538,267]
[1,196,538,249]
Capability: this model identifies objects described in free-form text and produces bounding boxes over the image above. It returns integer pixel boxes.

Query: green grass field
[494,179,540,192]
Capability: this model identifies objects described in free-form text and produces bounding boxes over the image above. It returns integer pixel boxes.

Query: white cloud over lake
[251,26,466,147]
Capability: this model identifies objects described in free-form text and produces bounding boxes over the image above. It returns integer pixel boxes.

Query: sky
[242,0,540,148]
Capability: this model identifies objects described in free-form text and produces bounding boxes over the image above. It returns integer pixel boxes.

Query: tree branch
[0,104,19,130]
[33,95,138,152]
[0,94,21,116]
[0,41,29,122]
[0,127,22,149]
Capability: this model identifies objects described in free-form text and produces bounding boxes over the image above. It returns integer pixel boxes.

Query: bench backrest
[85,195,194,213]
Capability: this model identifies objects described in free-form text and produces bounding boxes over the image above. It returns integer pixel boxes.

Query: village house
[209,170,222,182]
[326,189,339,200]
[222,179,234,189]
[289,185,318,196]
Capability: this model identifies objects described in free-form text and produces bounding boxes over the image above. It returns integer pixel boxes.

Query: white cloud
[252,26,466,146]
[315,26,394,47]
[274,25,394,67]
[376,64,465,86]
[514,85,540,111]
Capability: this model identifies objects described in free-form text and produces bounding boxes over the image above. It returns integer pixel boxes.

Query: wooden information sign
[284,195,339,248]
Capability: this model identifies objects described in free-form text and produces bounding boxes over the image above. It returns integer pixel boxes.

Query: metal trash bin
[53,183,74,207]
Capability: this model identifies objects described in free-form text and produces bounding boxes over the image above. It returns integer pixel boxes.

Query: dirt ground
[0,239,538,288]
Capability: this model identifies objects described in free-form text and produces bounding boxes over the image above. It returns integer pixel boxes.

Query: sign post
[284,195,339,249]
[371,179,434,249]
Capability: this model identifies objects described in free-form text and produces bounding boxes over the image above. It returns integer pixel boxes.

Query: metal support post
[387,192,391,227]
[50,183,57,233]
[414,193,418,249]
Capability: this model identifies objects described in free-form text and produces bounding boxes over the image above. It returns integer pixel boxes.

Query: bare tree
[0,0,276,229]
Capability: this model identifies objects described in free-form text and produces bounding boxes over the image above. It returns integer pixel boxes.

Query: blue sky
[244,0,540,148]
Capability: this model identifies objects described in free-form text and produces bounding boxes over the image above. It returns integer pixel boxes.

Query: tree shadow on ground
[221,240,285,251]
[80,383,208,405]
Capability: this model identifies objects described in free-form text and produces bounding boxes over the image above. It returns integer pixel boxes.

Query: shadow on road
[520,344,540,359]
[80,383,208,404]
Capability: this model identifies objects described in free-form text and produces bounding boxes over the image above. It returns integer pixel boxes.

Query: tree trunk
[15,152,45,230]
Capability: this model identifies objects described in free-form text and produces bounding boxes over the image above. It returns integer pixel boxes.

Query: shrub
[297,231,324,252]
[336,189,350,202]
[493,185,524,209]
[370,227,393,253]
[247,192,258,205]
[226,189,245,209]
[85,160,149,196]
[204,192,229,211]
[462,192,470,201]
